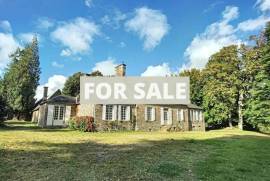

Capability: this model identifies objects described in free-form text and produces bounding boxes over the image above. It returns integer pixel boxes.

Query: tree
[63,71,103,97]
[2,36,40,120]
[62,72,84,97]
[245,23,270,132]
[0,78,8,122]
[203,45,240,128]
[238,44,263,130]
[179,69,204,107]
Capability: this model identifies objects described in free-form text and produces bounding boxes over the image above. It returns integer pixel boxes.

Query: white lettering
[96,83,112,100]
[114,83,127,99]
[134,83,145,99]
[146,83,162,100]
[176,83,187,99]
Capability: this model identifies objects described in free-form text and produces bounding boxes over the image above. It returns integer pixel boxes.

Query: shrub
[69,116,95,132]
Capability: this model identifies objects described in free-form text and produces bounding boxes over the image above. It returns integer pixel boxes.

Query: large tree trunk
[228,114,233,128]
[229,119,233,128]
[238,91,244,130]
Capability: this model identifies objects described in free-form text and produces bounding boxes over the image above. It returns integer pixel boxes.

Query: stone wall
[136,105,205,131]
[94,104,136,131]
[74,103,205,132]
[76,103,94,117]
[136,105,188,131]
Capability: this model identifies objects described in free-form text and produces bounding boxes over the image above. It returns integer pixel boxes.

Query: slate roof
[187,104,203,110]
[33,89,77,111]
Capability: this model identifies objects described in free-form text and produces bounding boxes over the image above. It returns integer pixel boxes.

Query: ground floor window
[105,105,113,120]
[119,105,130,121]
[161,107,172,125]
[189,110,203,122]
[177,109,184,121]
[120,106,127,120]
[53,105,65,120]
[163,108,169,121]
[145,106,155,121]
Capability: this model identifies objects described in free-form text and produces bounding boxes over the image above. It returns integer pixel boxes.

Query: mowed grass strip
[0,121,269,181]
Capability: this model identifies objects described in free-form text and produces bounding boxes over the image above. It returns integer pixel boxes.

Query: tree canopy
[1,36,40,120]
[63,70,103,97]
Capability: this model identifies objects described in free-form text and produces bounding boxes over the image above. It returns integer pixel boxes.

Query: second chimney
[43,86,48,100]
[115,64,126,77]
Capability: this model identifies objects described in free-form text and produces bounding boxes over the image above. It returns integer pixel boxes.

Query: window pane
[53,106,59,120]
[59,106,65,120]
[121,106,126,120]
[106,105,113,120]
[147,107,152,120]
[163,108,168,121]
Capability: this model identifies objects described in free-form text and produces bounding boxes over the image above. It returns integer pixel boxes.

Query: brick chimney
[115,64,126,77]
[43,86,48,100]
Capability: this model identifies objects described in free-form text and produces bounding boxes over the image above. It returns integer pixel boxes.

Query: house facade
[75,64,205,131]
[32,64,205,131]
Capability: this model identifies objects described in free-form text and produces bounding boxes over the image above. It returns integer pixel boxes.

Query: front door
[53,105,66,126]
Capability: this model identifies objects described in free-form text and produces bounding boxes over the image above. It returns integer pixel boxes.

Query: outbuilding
[32,88,77,127]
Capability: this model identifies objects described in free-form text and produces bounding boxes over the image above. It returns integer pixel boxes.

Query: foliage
[179,68,204,107]
[69,116,96,132]
[62,72,84,97]
[63,70,103,97]
[203,45,240,127]
[1,36,40,120]
[0,79,8,122]
[245,23,270,131]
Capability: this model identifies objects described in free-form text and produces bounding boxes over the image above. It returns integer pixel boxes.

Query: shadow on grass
[0,121,72,132]
[0,132,269,181]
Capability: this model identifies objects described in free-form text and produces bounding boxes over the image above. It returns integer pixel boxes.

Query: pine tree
[245,23,270,132]
[3,36,40,120]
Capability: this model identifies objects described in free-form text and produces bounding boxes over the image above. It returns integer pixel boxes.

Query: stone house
[33,64,205,131]
[75,64,205,131]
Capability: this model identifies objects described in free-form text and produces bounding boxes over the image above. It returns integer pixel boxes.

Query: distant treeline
[180,22,270,132]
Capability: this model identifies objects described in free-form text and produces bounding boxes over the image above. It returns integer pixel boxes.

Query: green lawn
[0,121,270,181]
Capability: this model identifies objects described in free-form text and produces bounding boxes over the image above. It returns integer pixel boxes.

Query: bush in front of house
[69,116,96,132]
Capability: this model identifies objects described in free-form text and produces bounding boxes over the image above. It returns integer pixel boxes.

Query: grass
[0,121,270,181]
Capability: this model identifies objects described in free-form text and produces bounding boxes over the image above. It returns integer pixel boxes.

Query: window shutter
[200,111,203,121]
[168,108,172,125]
[145,107,147,121]
[160,107,164,125]
[151,107,155,121]
[112,105,117,120]
[118,105,122,120]
[126,106,131,121]
[102,105,106,120]
[65,106,71,123]
[181,109,184,121]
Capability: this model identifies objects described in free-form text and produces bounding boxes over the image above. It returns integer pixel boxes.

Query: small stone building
[32,88,77,127]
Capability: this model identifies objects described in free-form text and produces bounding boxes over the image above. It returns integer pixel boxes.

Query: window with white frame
[146,107,152,121]
[53,105,65,120]
[196,111,199,121]
[178,109,184,121]
[105,105,113,120]
[163,108,169,121]
[120,106,127,120]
